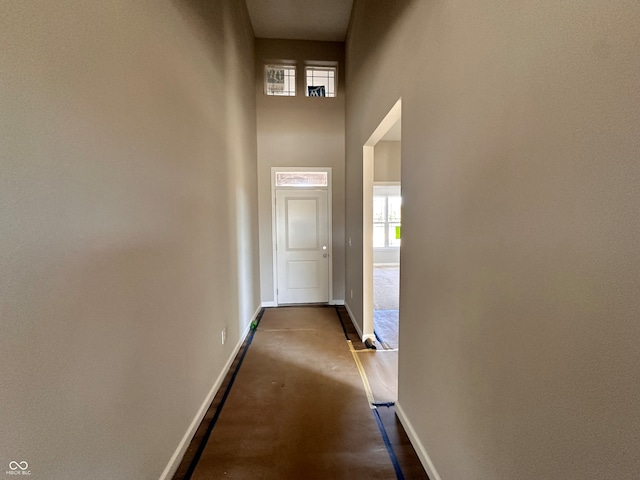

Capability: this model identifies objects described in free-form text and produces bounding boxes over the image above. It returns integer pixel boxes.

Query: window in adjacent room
[373,191,401,248]
[265,65,296,96]
[305,66,336,97]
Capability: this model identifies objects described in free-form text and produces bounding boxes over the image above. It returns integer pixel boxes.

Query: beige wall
[255,39,346,304]
[374,141,401,182]
[0,1,259,478]
[346,1,640,479]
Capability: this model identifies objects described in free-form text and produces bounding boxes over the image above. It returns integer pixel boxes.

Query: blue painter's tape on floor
[184,308,265,479]
[373,408,405,480]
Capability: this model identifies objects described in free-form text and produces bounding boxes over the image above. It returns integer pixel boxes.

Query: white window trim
[264,64,297,96]
[304,64,338,97]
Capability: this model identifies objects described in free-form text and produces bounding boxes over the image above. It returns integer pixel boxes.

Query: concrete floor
[174,306,429,480]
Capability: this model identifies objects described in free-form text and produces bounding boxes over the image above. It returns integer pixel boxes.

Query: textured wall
[374,141,401,182]
[346,1,640,479]
[255,39,346,304]
[0,1,260,478]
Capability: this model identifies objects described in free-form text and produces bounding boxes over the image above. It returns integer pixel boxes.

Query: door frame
[362,99,402,340]
[271,167,333,306]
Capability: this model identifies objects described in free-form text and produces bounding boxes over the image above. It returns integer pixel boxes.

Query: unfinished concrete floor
[174,306,428,480]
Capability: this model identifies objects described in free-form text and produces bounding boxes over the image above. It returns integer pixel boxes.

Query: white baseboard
[262,300,344,308]
[343,302,375,342]
[159,306,260,480]
[250,305,262,327]
[263,300,345,307]
[344,302,360,335]
[395,401,442,480]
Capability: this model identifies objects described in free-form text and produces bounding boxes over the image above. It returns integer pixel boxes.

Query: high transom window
[305,66,336,97]
[265,65,296,96]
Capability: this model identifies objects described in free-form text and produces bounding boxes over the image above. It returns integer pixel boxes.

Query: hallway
[174,307,427,479]
[3,1,640,479]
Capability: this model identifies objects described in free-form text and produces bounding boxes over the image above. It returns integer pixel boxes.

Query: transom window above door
[275,171,328,187]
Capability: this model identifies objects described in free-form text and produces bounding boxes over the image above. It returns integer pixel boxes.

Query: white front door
[276,189,329,304]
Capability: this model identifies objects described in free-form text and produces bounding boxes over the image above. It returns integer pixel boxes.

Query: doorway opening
[361,100,401,403]
[372,183,400,349]
[363,100,401,345]
[271,167,333,305]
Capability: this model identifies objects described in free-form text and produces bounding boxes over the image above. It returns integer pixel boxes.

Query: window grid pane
[388,223,401,247]
[373,224,386,248]
[373,193,402,248]
[388,196,401,222]
[306,67,337,97]
[373,196,386,222]
[266,65,296,96]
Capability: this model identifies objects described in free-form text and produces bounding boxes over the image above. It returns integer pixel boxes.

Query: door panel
[276,189,329,304]
[287,261,319,289]
[285,198,318,250]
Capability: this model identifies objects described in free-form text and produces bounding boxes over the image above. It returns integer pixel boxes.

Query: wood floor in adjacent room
[173,306,429,480]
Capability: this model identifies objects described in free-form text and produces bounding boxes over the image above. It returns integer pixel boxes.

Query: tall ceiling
[245,0,354,42]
